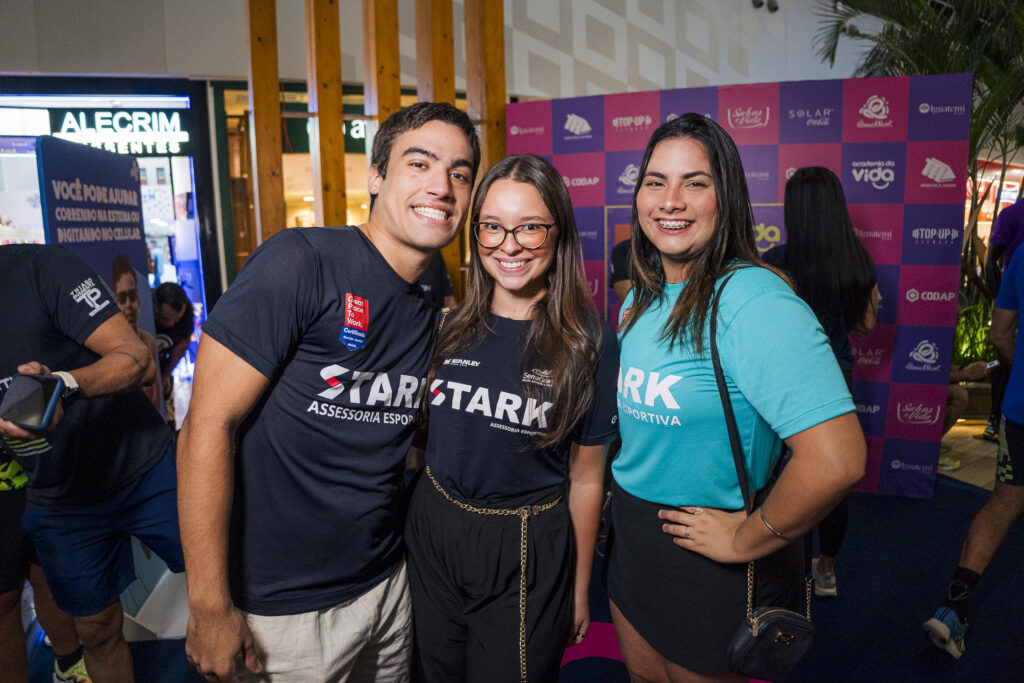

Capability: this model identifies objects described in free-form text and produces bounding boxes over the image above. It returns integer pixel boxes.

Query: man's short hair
[370,102,481,185]
[153,282,189,313]
[111,254,136,287]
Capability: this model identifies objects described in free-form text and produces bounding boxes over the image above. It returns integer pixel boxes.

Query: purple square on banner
[852,381,889,437]
[902,204,964,266]
[551,153,605,207]
[660,87,718,125]
[884,384,947,443]
[908,74,972,141]
[738,145,778,205]
[506,100,552,155]
[583,260,605,314]
[897,265,959,327]
[890,325,955,385]
[849,204,904,265]
[575,206,605,260]
[605,91,659,152]
[752,205,785,254]
[878,438,940,498]
[852,323,895,383]
[842,142,907,204]
[552,96,604,154]
[780,80,843,143]
[605,150,644,206]
[874,265,900,325]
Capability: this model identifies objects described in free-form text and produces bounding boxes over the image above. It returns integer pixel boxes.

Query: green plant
[953,299,997,367]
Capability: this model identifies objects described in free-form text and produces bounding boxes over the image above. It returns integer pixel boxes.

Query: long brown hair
[619,113,766,354]
[429,154,600,449]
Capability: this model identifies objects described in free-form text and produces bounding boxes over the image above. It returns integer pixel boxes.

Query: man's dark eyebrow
[402,147,473,171]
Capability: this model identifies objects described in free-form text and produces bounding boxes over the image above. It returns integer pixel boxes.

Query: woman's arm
[659,411,865,563]
[566,442,607,644]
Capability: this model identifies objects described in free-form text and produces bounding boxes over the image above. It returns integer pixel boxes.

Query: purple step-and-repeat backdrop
[507,74,972,498]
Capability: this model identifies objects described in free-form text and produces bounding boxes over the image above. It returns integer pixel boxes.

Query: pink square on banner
[884,383,947,441]
[506,100,552,156]
[605,91,660,152]
[777,144,842,202]
[851,324,895,382]
[583,260,605,314]
[852,437,884,494]
[896,265,959,327]
[842,77,909,142]
[552,153,605,207]
[717,83,780,146]
[904,141,970,204]
[848,204,904,264]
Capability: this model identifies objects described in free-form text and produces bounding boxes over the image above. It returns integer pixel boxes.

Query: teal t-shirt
[613,266,854,509]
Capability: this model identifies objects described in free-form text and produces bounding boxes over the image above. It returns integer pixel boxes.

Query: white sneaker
[812,558,837,597]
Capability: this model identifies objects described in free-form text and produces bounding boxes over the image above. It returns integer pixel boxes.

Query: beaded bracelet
[759,506,794,541]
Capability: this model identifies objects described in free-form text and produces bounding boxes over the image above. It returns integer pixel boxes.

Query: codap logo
[851,160,896,189]
[856,403,881,414]
[858,95,893,128]
[905,288,955,303]
[564,113,592,136]
[561,175,600,187]
[727,106,770,129]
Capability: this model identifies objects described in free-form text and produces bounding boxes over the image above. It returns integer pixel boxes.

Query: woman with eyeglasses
[404,154,618,682]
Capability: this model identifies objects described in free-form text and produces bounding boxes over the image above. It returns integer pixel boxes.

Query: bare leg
[958,482,1024,575]
[943,385,968,436]
[0,585,29,683]
[75,601,134,683]
[26,564,80,658]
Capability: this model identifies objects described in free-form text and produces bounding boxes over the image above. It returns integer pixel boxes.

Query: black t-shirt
[0,245,173,509]
[425,314,619,502]
[609,239,631,287]
[417,253,453,309]
[155,295,194,376]
[203,226,438,615]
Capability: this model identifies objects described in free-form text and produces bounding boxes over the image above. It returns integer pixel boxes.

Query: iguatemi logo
[851,159,896,189]
[564,113,592,137]
[788,107,835,127]
[858,95,893,128]
[921,157,955,184]
[905,288,955,303]
[509,125,545,136]
[918,102,967,115]
[340,293,369,351]
[70,277,110,317]
[617,163,639,195]
[897,401,941,425]
[618,366,683,426]
[727,106,770,129]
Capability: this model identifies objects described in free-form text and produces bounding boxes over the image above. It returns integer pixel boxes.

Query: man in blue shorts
[178,102,479,682]
[924,245,1024,659]
[0,244,183,682]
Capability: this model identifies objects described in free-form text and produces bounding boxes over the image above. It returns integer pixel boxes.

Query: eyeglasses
[116,290,139,305]
[472,222,554,249]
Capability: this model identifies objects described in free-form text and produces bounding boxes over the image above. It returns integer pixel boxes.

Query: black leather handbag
[709,273,815,682]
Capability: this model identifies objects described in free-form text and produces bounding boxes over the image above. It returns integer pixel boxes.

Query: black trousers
[405,472,573,682]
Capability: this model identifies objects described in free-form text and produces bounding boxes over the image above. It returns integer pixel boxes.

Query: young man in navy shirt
[178,102,479,682]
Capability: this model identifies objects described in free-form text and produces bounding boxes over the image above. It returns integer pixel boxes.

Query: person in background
[940,361,990,471]
[924,246,1024,660]
[609,238,632,304]
[405,155,618,681]
[417,251,457,310]
[152,282,193,428]
[608,114,865,680]
[112,255,161,412]
[762,166,879,597]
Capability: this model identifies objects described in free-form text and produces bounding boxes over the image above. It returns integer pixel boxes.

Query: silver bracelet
[759,506,794,541]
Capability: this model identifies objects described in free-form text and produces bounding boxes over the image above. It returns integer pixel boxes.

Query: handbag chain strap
[709,270,812,623]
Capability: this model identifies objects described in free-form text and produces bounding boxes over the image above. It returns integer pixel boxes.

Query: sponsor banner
[842,76,909,142]
[852,380,890,437]
[884,383,947,442]
[780,79,843,143]
[901,204,963,266]
[897,265,959,327]
[842,142,907,204]
[552,153,605,207]
[777,143,842,201]
[849,203,904,265]
[605,91,659,151]
[879,438,939,498]
[908,73,972,141]
[905,141,969,204]
[891,325,955,385]
[718,82,780,146]
[583,260,605,314]
[605,150,643,206]
[852,436,885,494]
[575,206,605,260]
[751,205,785,254]
[506,100,551,155]
[660,86,718,124]
[552,95,604,154]
[851,323,896,383]
[874,265,900,326]
[737,145,778,204]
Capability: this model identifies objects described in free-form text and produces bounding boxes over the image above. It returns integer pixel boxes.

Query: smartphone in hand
[0,375,64,431]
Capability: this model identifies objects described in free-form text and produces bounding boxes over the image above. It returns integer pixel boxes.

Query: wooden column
[246,0,286,242]
[305,0,347,226]
[465,0,506,172]
[363,0,401,127]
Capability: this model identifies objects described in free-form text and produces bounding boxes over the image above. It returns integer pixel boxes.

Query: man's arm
[990,306,1017,365]
[178,334,268,680]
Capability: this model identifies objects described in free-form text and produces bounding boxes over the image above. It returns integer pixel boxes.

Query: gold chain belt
[424,465,562,683]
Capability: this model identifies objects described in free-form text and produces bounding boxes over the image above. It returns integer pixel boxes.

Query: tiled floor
[941,419,999,491]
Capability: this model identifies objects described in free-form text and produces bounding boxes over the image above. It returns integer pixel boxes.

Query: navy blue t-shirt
[425,314,619,502]
[0,245,172,508]
[203,226,438,615]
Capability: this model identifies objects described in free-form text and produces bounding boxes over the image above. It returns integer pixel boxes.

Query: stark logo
[70,278,110,317]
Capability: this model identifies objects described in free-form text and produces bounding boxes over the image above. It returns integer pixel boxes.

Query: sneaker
[981,419,999,443]
[54,655,92,683]
[923,606,967,659]
[937,453,962,471]
[811,558,837,597]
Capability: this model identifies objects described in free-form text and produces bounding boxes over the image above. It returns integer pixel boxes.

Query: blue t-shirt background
[995,247,1024,425]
